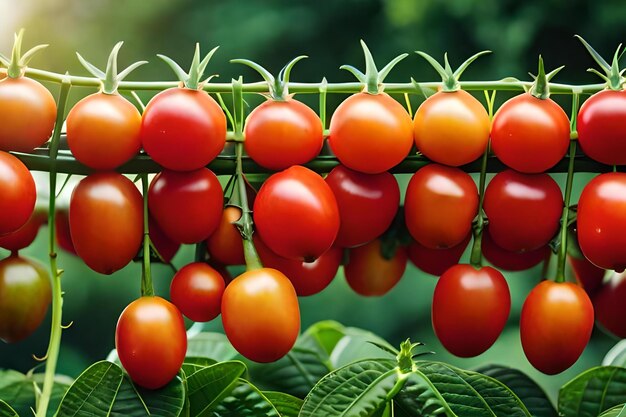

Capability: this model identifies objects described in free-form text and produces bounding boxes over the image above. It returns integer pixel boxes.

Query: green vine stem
[469,145,490,269]
[0,29,49,79]
[319,77,328,129]
[140,173,155,296]
[529,55,564,100]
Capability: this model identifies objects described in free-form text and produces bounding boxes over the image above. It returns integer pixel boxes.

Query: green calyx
[77,42,147,95]
[415,50,491,92]
[341,40,408,94]
[231,55,308,101]
[576,35,625,91]
[528,55,564,100]
[158,43,219,90]
[0,29,49,79]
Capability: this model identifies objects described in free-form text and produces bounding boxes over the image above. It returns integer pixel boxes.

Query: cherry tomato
[568,255,605,295]
[0,209,46,252]
[593,271,626,338]
[116,296,187,389]
[481,227,549,271]
[325,165,400,248]
[432,264,510,357]
[149,168,223,244]
[0,77,57,152]
[245,99,323,170]
[404,164,478,249]
[484,170,563,252]
[222,268,300,362]
[577,90,626,165]
[55,208,76,256]
[344,239,407,296]
[207,206,245,266]
[328,92,413,174]
[253,165,339,261]
[69,173,143,274]
[141,88,226,171]
[170,262,225,322]
[0,255,51,343]
[408,234,470,276]
[67,92,141,170]
[149,215,180,263]
[0,151,36,235]
[520,280,593,374]
[491,93,570,173]
[413,90,490,166]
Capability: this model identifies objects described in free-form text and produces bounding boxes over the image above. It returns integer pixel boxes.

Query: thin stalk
[236,143,262,271]
[140,173,154,296]
[469,146,490,268]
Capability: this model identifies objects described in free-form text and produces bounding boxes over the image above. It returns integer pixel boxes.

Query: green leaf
[300,320,348,357]
[212,379,294,417]
[187,360,247,416]
[187,332,239,362]
[559,366,626,417]
[0,370,72,417]
[603,340,626,367]
[182,357,218,378]
[110,374,185,417]
[329,328,396,369]
[599,403,626,417]
[0,400,18,417]
[263,391,303,417]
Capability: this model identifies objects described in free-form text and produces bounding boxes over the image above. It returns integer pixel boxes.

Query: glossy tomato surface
[481,227,549,271]
[328,92,413,174]
[55,208,76,255]
[408,234,470,276]
[170,262,225,322]
[568,255,605,295]
[0,209,46,252]
[593,271,626,338]
[0,151,36,235]
[148,214,180,263]
[207,206,245,266]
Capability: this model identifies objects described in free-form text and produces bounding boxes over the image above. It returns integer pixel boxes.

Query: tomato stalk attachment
[158,43,219,90]
[139,173,155,297]
[529,55,564,100]
[415,49,491,92]
[231,55,308,101]
[575,35,626,91]
[0,29,49,79]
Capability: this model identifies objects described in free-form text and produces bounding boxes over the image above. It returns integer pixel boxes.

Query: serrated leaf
[599,403,626,417]
[559,366,626,417]
[212,379,289,417]
[110,375,185,417]
[0,370,72,417]
[263,391,303,417]
[187,332,239,362]
[182,357,218,378]
[604,341,626,367]
[187,360,247,416]
[0,400,17,417]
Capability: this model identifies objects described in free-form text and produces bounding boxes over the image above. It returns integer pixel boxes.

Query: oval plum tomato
[149,215,180,263]
[328,92,413,174]
[484,170,563,252]
[0,151,36,235]
[593,271,626,338]
[148,168,223,244]
[491,93,570,173]
[413,90,490,166]
[0,209,46,252]
[432,264,510,357]
[325,165,400,248]
[253,165,339,261]
[481,227,549,272]
[520,280,593,374]
[140,88,226,171]
[116,296,187,389]
[245,99,323,170]
[577,173,626,271]
[408,234,470,276]
[577,90,626,165]
[568,255,605,295]
[170,262,225,322]
[0,77,57,152]
[222,268,300,362]
[69,173,143,274]
[55,208,76,255]
[404,164,478,249]
[67,93,141,170]
[344,239,408,296]
[207,206,245,266]
[0,255,51,343]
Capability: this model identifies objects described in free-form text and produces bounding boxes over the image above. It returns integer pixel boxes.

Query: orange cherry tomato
[207,206,245,266]
[170,262,225,322]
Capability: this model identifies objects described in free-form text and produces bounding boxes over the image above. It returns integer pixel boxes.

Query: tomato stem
[140,173,155,297]
[469,145,490,269]
[529,55,564,100]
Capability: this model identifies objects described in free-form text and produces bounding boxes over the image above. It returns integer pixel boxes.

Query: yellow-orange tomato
[207,206,245,266]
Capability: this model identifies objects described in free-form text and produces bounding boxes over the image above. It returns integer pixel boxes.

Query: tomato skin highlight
[413,90,490,167]
[329,92,413,174]
[207,206,245,266]
[0,77,57,152]
[69,173,143,275]
[408,234,470,276]
[170,262,225,322]
[593,271,626,338]
[0,210,46,251]
[222,268,300,362]
[481,227,549,272]
[520,280,593,375]
[140,88,226,171]
[116,296,187,389]
[0,151,36,236]
[67,93,142,170]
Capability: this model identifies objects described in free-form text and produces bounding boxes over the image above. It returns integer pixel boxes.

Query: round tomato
[149,214,180,263]
[568,255,605,295]
[0,77,57,152]
[328,92,413,174]
[344,239,407,296]
[413,90,490,166]
[222,268,300,362]
[0,255,51,343]
[432,264,510,357]
[405,164,478,249]
[207,206,245,266]
[67,92,141,170]
[170,262,225,322]
[0,209,46,252]
[325,165,400,248]
[520,280,593,374]
[0,151,36,235]
[481,227,549,271]
[55,208,76,256]
[484,170,563,252]
[149,168,223,244]
[116,296,187,389]
[593,271,626,338]
[69,173,143,274]
[491,93,570,173]
[408,234,470,276]
[253,165,339,261]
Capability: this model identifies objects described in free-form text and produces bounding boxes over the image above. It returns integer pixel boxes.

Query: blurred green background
[1,0,626,399]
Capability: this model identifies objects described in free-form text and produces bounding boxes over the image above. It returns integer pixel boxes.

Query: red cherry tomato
[325,165,400,248]
[69,173,143,274]
[0,255,51,343]
[149,168,223,244]
[170,262,225,322]
[0,77,57,152]
[568,255,605,295]
[253,165,339,261]
[484,170,563,252]
[404,164,478,249]
[116,296,187,389]
[491,93,570,173]
[67,92,142,170]
[329,92,413,174]
[55,208,76,255]
[520,280,593,374]
[408,234,470,276]
[222,268,300,362]
[0,209,46,252]
[149,215,180,263]
[577,90,626,165]
[593,271,626,338]
[413,90,490,166]
[140,88,226,171]
[481,227,549,272]
[0,151,36,235]
[207,206,245,266]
